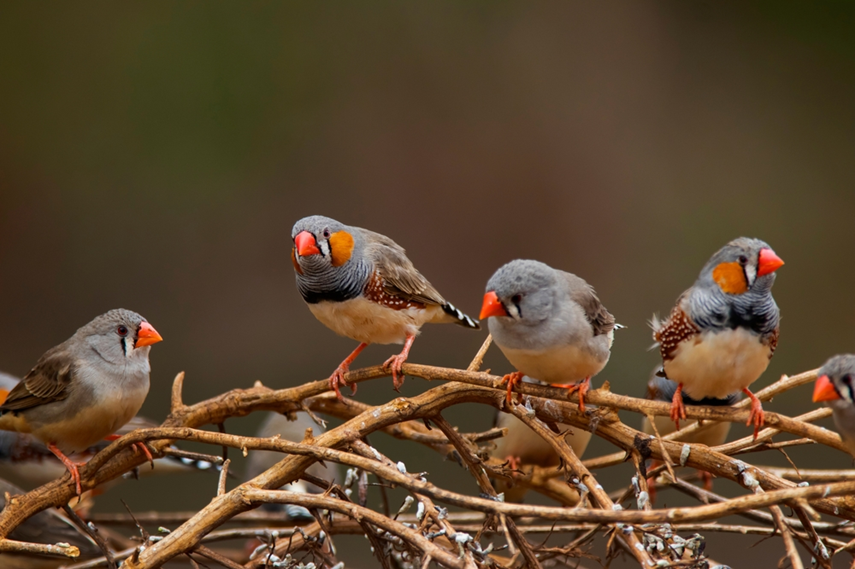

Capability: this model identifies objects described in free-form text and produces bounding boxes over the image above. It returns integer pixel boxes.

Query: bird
[651,237,783,437]
[245,411,338,520]
[0,309,163,495]
[490,377,591,503]
[291,215,479,396]
[812,354,855,457]
[479,259,620,411]
[0,476,101,569]
[642,367,741,492]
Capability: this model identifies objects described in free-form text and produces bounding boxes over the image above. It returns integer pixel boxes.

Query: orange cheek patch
[0,389,7,405]
[712,262,748,294]
[330,231,354,267]
[291,248,303,275]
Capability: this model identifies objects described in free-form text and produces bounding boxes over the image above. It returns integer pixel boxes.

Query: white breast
[664,327,772,399]
[308,298,444,345]
[493,413,591,467]
[499,343,609,385]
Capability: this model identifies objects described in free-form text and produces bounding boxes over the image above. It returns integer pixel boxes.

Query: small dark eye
[737,255,748,265]
[511,294,522,305]
[117,325,128,337]
[322,228,331,238]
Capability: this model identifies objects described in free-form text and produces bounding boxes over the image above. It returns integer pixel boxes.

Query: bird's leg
[743,387,765,440]
[330,342,369,399]
[104,434,154,468]
[499,371,525,404]
[505,455,522,473]
[647,459,661,504]
[384,334,415,391]
[700,470,714,492]
[669,382,687,429]
[47,443,85,496]
[554,377,592,412]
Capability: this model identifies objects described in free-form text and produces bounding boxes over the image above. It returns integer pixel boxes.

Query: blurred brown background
[1,2,854,567]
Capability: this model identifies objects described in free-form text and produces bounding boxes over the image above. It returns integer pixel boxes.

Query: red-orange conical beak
[813,375,840,403]
[757,248,785,277]
[0,389,8,405]
[294,231,321,257]
[136,321,163,347]
[480,291,508,320]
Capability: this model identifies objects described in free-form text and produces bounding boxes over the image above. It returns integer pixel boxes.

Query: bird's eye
[737,255,748,265]
[511,294,522,305]
[117,325,128,337]
[322,228,331,238]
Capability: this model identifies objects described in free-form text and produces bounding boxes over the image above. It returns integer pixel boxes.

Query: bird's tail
[442,302,480,329]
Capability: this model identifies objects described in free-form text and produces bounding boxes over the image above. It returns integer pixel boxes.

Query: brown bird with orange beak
[652,238,784,438]
[0,309,163,494]
[290,215,479,397]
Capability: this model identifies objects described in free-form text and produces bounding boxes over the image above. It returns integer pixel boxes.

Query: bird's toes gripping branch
[500,371,525,404]
[743,387,765,440]
[669,382,688,429]
[555,377,592,413]
[384,334,415,391]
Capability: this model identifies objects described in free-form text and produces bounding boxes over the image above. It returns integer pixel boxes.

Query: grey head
[815,355,855,454]
[686,237,783,335]
[68,308,161,369]
[291,215,371,304]
[482,259,616,351]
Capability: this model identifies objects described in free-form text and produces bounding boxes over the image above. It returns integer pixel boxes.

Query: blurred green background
[1,2,854,567]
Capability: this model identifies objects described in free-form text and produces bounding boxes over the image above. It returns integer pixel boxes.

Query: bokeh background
[1,2,854,567]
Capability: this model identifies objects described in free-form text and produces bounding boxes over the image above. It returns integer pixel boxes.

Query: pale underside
[664,327,772,399]
[308,297,449,345]
[498,341,609,385]
[642,414,732,448]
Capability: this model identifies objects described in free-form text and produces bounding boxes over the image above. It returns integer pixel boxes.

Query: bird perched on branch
[490,377,591,503]
[0,309,163,495]
[652,238,783,438]
[480,259,620,411]
[290,215,479,397]
[812,354,855,457]
[642,367,740,493]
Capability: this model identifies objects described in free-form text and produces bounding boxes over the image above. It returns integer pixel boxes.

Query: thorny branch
[0,342,850,568]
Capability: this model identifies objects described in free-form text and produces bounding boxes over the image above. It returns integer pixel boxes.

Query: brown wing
[0,346,74,413]
[652,292,700,362]
[563,273,616,337]
[361,228,447,307]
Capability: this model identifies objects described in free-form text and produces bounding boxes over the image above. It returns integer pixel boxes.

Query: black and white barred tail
[442,302,480,329]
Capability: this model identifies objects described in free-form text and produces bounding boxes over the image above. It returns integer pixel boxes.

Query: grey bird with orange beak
[813,354,855,457]
[0,309,163,494]
[480,259,620,410]
[291,215,479,397]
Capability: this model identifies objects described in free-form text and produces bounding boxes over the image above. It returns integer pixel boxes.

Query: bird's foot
[554,377,591,412]
[499,371,525,404]
[48,443,85,496]
[743,388,765,440]
[700,470,714,492]
[505,455,522,474]
[329,364,353,399]
[669,383,687,429]
[384,335,415,391]
[104,434,155,468]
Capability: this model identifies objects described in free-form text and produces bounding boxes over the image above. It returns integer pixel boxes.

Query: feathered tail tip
[443,302,480,329]
[614,323,627,330]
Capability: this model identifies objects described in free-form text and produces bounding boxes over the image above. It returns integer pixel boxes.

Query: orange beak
[757,248,785,277]
[813,374,840,403]
[294,231,321,257]
[0,389,7,405]
[136,321,163,347]
[480,291,508,320]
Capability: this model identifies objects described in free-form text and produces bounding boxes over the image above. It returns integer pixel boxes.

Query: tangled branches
[0,337,851,568]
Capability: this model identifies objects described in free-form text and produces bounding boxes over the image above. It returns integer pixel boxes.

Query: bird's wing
[0,346,74,413]
[563,273,616,337]
[362,229,448,306]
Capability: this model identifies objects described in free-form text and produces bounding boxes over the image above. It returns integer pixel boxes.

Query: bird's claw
[555,377,591,412]
[500,371,524,404]
[383,354,407,391]
[329,364,356,400]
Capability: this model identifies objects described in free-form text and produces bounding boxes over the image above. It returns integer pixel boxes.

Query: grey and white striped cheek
[506,303,521,320]
[319,240,331,257]
[744,262,757,288]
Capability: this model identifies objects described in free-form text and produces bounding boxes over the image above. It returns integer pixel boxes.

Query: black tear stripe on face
[121,337,127,355]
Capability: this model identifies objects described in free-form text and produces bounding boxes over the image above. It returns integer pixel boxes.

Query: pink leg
[554,377,592,412]
[48,443,85,496]
[330,342,369,399]
[743,387,765,440]
[500,371,525,404]
[669,382,687,430]
[383,334,416,391]
[105,434,154,467]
